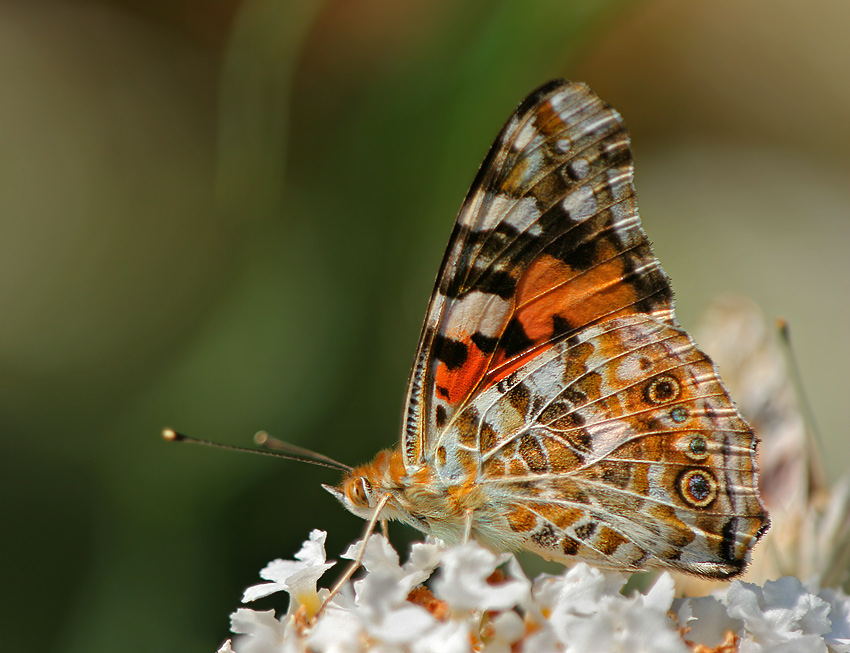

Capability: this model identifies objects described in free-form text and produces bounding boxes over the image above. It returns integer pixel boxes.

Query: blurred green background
[2,0,848,651]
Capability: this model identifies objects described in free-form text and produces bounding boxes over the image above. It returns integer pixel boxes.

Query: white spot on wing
[480,194,542,235]
[550,89,597,125]
[457,188,488,228]
[584,419,629,457]
[513,120,540,151]
[561,184,597,221]
[444,291,511,340]
[567,158,590,180]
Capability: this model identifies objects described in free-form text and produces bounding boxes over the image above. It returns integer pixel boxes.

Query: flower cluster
[217,530,850,653]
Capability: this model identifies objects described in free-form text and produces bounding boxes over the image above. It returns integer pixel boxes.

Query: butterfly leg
[462,509,473,543]
[318,493,392,617]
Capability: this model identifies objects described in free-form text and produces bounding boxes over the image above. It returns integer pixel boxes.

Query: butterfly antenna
[162,428,352,472]
[775,318,828,497]
[253,431,352,471]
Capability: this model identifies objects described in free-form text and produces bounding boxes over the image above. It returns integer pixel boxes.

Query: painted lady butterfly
[325,80,769,578]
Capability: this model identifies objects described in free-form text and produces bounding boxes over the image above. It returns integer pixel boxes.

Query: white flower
[351,566,436,644]
[725,577,831,652]
[242,529,335,617]
[544,566,687,653]
[431,541,530,612]
[305,608,361,653]
[483,610,525,653]
[818,588,850,652]
[410,619,471,653]
[304,534,439,651]
[675,595,742,648]
[342,534,440,597]
[533,562,626,619]
[221,531,850,653]
[229,608,288,653]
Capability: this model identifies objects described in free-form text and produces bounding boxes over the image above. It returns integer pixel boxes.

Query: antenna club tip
[162,428,181,442]
[254,430,269,445]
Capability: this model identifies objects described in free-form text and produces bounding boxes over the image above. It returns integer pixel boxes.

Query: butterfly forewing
[403,81,676,469]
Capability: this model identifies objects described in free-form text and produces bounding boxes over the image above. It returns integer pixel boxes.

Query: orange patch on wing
[509,459,527,476]
[647,504,695,548]
[507,505,537,532]
[542,438,581,472]
[596,525,629,555]
[515,252,638,339]
[481,250,641,389]
[433,341,489,405]
[535,97,569,135]
[480,422,498,453]
[481,458,505,477]
[529,502,584,529]
[484,350,545,389]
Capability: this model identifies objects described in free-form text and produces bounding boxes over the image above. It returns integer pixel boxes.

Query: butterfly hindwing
[403,80,675,468]
[434,314,767,577]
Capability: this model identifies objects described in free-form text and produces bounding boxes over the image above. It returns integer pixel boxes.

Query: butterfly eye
[346,477,372,508]
[644,375,681,404]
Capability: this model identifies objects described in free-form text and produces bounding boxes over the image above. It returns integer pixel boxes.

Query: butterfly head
[322,448,408,521]
[324,475,376,520]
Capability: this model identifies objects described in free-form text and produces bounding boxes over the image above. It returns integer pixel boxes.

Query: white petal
[358,535,401,574]
[401,541,443,590]
[490,610,525,644]
[307,609,362,653]
[641,572,675,612]
[819,588,850,651]
[229,608,290,653]
[674,596,740,649]
[285,563,336,599]
[242,581,287,603]
[367,604,436,644]
[259,559,304,584]
[411,620,472,653]
[230,608,282,635]
[726,578,831,648]
[354,568,409,620]
[295,530,330,566]
[432,542,529,611]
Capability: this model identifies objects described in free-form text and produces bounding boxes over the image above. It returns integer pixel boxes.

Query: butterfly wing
[435,314,768,578]
[403,80,674,469]
[401,80,767,577]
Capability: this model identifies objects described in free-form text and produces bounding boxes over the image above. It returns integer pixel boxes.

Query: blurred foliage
[2,1,848,652]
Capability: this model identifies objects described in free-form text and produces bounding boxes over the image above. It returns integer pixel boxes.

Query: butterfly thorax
[334,447,495,545]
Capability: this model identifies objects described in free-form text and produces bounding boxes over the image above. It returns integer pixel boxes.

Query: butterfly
[324,79,769,579]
